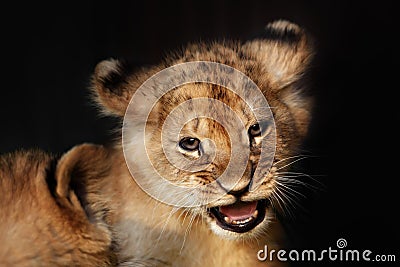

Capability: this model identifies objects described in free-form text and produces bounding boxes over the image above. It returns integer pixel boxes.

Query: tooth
[243,217,252,223]
[232,217,254,225]
[253,210,258,218]
[224,216,232,223]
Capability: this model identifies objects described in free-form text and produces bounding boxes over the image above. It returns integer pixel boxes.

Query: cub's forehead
[158,83,257,123]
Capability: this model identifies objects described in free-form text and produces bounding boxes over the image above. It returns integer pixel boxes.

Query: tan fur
[0,144,115,266]
[88,20,314,266]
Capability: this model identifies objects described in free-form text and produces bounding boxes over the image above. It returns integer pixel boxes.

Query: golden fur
[87,20,315,266]
[0,144,115,266]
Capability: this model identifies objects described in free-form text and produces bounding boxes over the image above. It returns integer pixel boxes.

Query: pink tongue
[219,201,257,221]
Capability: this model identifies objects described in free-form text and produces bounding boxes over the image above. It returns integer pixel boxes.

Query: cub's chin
[206,199,272,240]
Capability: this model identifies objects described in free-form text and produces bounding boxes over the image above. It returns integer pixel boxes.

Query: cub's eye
[179,137,200,151]
[248,123,261,137]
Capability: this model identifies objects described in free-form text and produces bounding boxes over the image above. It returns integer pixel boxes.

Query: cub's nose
[228,178,251,196]
[222,161,253,195]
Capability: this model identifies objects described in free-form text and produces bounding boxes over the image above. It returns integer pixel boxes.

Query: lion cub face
[0,144,114,266]
[91,20,314,240]
[137,83,277,239]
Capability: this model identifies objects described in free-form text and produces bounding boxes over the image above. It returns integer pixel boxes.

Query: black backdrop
[1,1,399,266]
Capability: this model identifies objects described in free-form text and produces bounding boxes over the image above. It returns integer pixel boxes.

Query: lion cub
[0,144,115,266]
[86,20,314,266]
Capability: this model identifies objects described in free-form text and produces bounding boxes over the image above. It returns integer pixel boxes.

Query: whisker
[276,171,326,189]
[273,155,312,166]
[268,194,279,216]
[276,176,313,187]
[154,184,201,247]
[270,189,292,218]
[274,187,298,219]
[155,206,180,246]
[251,106,278,111]
[274,156,311,171]
[276,176,321,192]
[179,207,192,225]
[180,211,197,254]
[276,183,310,215]
[276,181,306,199]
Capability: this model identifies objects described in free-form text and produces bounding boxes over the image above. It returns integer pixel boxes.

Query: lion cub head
[0,144,115,266]
[90,20,314,240]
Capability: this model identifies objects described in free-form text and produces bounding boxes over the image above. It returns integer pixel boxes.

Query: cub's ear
[243,20,315,137]
[243,19,315,88]
[55,143,109,214]
[54,143,114,261]
[91,59,135,117]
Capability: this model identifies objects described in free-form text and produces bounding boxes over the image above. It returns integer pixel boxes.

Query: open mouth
[209,200,267,233]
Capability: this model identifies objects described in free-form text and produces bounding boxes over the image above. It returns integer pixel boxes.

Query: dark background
[1,1,398,266]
